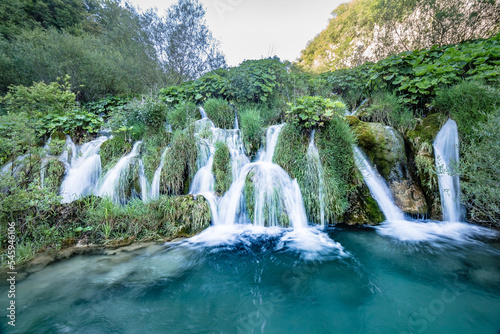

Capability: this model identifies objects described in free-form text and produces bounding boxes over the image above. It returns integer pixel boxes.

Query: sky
[128,0,344,67]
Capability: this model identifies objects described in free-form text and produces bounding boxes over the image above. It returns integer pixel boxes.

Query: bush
[460,111,500,227]
[212,142,232,195]
[167,101,200,131]
[433,80,500,138]
[286,96,346,131]
[203,98,234,129]
[136,97,168,130]
[239,106,262,157]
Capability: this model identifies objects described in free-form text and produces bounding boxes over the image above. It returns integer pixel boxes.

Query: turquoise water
[3,225,500,334]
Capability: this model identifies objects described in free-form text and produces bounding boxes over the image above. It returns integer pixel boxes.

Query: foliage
[368,35,500,107]
[212,142,232,196]
[167,101,200,130]
[39,108,103,138]
[134,97,168,130]
[460,111,500,227]
[321,63,373,110]
[360,92,417,133]
[239,106,263,157]
[153,0,226,84]
[160,129,198,195]
[286,96,346,131]
[1,75,75,117]
[203,98,234,129]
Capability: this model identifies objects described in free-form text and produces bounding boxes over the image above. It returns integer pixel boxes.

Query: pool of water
[3,223,500,334]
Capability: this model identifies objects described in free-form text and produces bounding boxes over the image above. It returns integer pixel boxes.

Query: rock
[345,170,385,225]
[351,118,428,215]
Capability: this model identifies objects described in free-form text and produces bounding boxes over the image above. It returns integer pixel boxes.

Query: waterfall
[217,125,309,229]
[306,130,326,227]
[434,119,464,222]
[60,136,109,203]
[138,159,148,202]
[199,107,208,119]
[234,108,239,130]
[351,98,369,116]
[353,146,406,222]
[150,146,170,200]
[97,141,142,203]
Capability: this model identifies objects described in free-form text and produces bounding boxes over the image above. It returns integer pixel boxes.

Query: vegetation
[286,96,346,132]
[239,106,263,157]
[212,142,232,196]
[203,98,234,129]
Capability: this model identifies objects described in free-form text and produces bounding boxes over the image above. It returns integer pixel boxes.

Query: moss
[212,142,232,196]
[407,113,445,145]
[203,98,234,129]
[160,129,198,196]
[344,169,384,225]
[99,135,133,170]
[43,158,66,193]
[344,115,360,126]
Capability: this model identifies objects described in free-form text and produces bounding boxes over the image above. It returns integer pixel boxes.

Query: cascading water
[97,141,142,203]
[353,146,405,222]
[434,119,464,222]
[306,130,326,227]
[150,146,170,200]
[199,107,208,119]
[217,124,309,229]
[138,159,148,203]
[60,136,109,203]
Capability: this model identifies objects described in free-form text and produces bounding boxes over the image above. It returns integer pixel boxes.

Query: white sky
[128,0,343,67]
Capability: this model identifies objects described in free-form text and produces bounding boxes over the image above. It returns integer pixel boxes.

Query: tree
[157,0,226,84]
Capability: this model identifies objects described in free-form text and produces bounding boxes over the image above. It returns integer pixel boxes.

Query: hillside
[298,0,499,72]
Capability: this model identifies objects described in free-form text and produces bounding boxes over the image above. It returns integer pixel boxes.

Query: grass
[167,101,200,131]
[212,142,232,196]
[239,106,263,157]
[203,98,234,129]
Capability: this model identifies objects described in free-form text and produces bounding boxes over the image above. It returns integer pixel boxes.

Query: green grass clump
[239,106,263,157]
[203,98,234,129]
[160,129,198,195]
[167,101,200,131]
[360,91,416,133]
[316,116,356,221]
[212,142,232,196]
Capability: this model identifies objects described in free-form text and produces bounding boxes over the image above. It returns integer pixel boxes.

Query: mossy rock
[352,120,406,182]
[407,113,445,145]
[99,136,133,170]
[406,113,445,219]
[244,171,256,223]
[50,131,66,141]
[345,169,384,225]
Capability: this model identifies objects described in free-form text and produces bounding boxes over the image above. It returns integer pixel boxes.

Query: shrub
[212,142,232,195]
[136,97,168,130]
[239,106,262,157]
[433,80,500,138]
[460,111,500,227]
[286,96,346,131]
[203,98,234,129]
[167,101,200,131]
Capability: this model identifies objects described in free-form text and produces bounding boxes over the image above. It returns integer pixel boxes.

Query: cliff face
[298,0,500,72]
